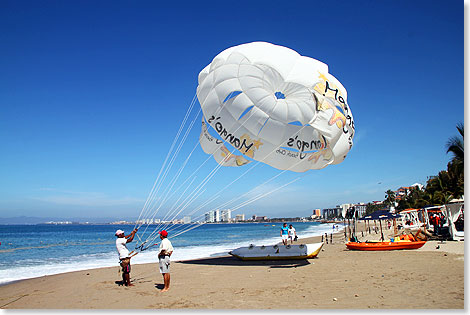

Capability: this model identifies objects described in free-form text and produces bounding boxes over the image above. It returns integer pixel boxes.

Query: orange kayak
[346,241,426,251]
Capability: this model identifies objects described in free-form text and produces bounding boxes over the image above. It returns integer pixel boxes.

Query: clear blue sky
[0,0,464,221]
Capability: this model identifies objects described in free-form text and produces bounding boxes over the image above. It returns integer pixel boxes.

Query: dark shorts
[120,257,131,274]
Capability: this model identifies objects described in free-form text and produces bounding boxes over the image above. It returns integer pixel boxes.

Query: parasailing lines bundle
[132,42,356,253]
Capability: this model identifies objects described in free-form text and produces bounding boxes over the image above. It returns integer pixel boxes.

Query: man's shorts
[120,257,131,274]
[159,256,171,274]
[282,235,288,241]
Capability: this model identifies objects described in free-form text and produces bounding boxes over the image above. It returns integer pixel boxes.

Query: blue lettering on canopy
[274,91,285,99]
[223,91,242,103]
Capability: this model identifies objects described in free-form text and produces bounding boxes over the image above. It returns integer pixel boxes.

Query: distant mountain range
[0,216,133,225]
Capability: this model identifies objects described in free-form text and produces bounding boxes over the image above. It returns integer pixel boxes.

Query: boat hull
[346,241,426,251]
[229,243,324,260]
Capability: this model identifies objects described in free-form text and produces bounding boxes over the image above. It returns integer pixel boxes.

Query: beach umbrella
[358,210,401,221]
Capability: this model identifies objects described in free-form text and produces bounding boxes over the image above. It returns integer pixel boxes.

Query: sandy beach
[0,226,464,309]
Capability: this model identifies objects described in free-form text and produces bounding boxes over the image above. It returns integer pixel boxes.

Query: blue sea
[0,222,340,285]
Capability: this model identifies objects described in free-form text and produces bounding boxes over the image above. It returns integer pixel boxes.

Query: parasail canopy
[197,42,355,172]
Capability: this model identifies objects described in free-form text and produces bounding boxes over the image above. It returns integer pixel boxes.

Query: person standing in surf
[280,223,289,245]
[157,230,174,292]
[115,228,138,287]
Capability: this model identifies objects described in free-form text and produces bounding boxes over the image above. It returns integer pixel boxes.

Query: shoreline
[0,225,464,309]
[0,222,339,287]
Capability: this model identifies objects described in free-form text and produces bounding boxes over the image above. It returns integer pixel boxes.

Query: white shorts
[159,256,170,274]
[282,235,288,240]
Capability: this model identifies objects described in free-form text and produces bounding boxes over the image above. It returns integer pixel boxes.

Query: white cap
[115,229,124,236]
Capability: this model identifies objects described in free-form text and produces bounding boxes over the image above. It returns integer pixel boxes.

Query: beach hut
[445,200,464,241]
[398,208,425,231]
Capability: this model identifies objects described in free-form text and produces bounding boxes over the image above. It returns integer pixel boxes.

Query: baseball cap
[115,229,124,236]
[158,230,168,237]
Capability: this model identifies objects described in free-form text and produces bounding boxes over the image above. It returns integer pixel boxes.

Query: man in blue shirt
[280,223,289,245]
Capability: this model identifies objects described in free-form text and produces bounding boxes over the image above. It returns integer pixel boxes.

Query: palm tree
[447,160,464,198]
[446,122,464,172]
[445,122,464,199]
[406,186,431,208]
[425,171,458,204]
[384,190,396,207]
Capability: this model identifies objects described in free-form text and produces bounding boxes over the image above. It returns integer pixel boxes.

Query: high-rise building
[205,211,214,223]
[235,214,245,222]
[322,206,342,219]
[183,216,191,224]
[205,210,220,223]
[352,203,367,218]
[312,209,321,218]
[220,209,232,222]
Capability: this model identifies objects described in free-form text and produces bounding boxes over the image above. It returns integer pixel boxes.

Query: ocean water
[0,222,340,285]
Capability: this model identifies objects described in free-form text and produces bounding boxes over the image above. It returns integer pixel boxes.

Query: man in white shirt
[157,230,173,292]
[288,224,297,244]
[115,228,138,286]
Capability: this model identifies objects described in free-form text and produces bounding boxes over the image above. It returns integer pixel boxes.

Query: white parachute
[197,42,355,172]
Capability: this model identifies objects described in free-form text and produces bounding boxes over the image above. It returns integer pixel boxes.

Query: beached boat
[346,240,426,251]
[229,242,324,260]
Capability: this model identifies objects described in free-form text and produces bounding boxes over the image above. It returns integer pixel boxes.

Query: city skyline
[0,199,370,224]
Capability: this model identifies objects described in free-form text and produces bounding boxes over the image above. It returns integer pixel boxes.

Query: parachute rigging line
[137,94,281,243]
[148,155,312,247]
[134,93,198,230]
[136,104,315,250]
[137,125,314,250]
[138,105,201,228]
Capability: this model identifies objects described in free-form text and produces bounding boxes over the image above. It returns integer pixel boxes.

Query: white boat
[229,242,324,261]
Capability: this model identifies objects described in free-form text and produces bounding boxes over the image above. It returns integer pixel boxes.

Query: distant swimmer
[115,228,138,287]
